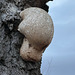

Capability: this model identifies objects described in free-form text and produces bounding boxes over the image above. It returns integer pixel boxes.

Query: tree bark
[0,0,53,75]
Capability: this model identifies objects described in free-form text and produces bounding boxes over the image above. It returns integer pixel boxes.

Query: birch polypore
[18,7,54,61]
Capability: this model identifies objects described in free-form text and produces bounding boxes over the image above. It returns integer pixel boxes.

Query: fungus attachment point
[18,7,54,62]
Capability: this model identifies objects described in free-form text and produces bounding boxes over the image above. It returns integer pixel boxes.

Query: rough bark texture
[0,0,53,75]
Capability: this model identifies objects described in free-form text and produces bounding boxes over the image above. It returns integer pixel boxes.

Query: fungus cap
[18,7,54,50]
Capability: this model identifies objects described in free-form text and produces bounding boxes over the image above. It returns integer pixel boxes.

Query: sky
[41,0,75,75]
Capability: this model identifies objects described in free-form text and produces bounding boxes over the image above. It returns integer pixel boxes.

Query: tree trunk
[0,0,53,75]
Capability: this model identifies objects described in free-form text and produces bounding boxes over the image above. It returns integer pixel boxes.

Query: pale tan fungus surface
[18,7,54,61]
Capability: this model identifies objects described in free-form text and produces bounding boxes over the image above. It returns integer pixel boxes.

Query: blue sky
[41,0,75,75]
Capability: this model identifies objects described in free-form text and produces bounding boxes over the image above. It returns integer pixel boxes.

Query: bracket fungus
[18,7,54,61]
